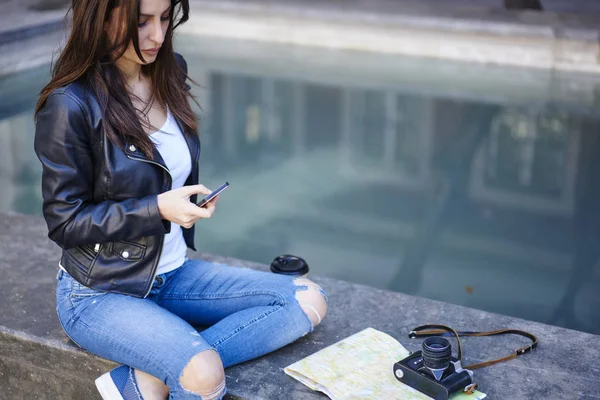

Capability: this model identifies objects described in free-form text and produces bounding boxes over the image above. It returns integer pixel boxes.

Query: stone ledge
[0,20,64,47]
[0,0,67,45]
[181,0,600,73]
[1,211,600,399]
[3,0,600,76]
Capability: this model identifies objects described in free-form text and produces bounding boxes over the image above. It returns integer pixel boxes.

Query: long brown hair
[35,0,196,158]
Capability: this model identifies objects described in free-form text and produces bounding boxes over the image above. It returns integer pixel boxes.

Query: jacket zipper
[125,153,172,298]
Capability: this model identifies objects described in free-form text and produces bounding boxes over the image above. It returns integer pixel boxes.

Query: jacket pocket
[79,244,100,259]
[63,245,100,276]
[109,240,146,261]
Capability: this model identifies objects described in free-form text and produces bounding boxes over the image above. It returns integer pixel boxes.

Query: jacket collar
[123,141,168,169]
[123,118,200,172]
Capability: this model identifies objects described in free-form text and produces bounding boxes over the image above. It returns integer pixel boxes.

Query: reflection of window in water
[0,113,41,214]
[231,75,263,147]
[485,109,571,199]
[396,96,426,176]
[349,92,422,174]
[343,90,432,187]
[209,73,302,166]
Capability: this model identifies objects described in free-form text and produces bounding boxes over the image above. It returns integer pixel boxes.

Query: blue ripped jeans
[56,258,321,399]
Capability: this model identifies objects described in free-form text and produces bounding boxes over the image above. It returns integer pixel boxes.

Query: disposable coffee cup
[270,255,309,278]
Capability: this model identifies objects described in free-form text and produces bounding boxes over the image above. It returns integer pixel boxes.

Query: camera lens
[422,337,452,371]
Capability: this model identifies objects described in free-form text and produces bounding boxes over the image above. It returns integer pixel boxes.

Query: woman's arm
[34,91,168,249]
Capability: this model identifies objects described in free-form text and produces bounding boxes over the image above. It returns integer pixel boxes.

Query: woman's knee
[294,278,328,327]
[179,349,225,399]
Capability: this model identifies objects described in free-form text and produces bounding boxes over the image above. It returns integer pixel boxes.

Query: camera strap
[408,324,538,370]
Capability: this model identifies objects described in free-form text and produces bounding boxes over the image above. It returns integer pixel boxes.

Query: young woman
[33,1,328,399]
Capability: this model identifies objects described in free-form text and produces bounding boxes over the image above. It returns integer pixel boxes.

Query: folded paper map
[284,328,486,400]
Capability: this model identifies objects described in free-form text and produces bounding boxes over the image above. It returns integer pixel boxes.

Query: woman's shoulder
[38,80,100,137]
[174,53,191,92]
[49,79,91,104]
[174,52,188,74]
[43,79,99,119]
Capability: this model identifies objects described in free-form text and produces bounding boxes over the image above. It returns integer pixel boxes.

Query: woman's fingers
[203,197,217,215]
[177,204,212,228]
[179,184,212,197]
[159,185,218,228]
[195,185,213,196]
[187,199,215,219]
[194,205,214,219]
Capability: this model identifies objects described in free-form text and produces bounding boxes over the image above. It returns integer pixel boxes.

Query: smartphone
[197,182,229,207]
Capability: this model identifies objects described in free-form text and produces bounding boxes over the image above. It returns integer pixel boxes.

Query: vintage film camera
[393,335,476,400]
[393,324,538,400]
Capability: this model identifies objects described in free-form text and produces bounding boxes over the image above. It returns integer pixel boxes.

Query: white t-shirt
[150,110,192,274]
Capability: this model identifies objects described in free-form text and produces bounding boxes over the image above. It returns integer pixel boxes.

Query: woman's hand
[157,185,219,228]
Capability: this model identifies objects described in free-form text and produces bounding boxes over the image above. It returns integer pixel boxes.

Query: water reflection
[0,65,46,215]
[182,38,600,335]
[2,38,600,334]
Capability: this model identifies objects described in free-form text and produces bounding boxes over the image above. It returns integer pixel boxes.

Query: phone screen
[197,182,229,207]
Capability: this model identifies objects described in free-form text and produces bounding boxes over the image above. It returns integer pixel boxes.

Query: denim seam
[161,290,287,302]
[190,291,289,348]
[63,284,171,374]
[73,316,171,375]
[71,291,108,299]
[210,305,284,349]
[69,287,110,314]
[58,281,203,397]
[71,294,105,299]
[56,306,86,350]
[66,277,105,308]
[67,278,76,310]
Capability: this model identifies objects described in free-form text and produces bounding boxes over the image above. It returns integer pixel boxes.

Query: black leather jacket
[34,54,200,298]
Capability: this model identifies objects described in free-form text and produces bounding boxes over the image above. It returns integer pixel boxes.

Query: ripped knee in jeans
[293,278,328,328]
[179,349,226,400]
